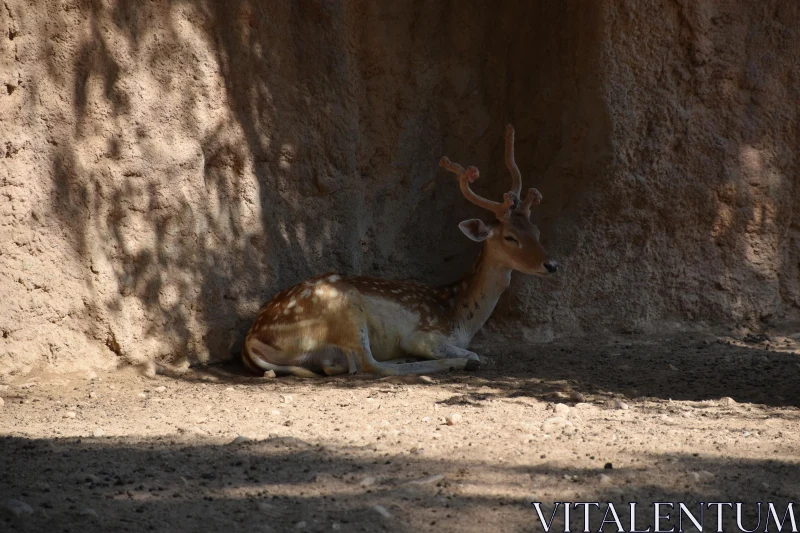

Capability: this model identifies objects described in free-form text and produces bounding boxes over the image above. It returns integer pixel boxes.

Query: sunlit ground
[2,333,799,532]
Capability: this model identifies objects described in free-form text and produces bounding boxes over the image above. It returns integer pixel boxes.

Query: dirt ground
[1,332,799,532]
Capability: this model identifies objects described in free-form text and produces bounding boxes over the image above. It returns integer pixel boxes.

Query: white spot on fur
[287,299,296,308]
[301,289,311,298]
[296,305,304,313]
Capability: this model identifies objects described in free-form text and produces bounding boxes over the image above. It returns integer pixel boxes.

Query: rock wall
[1,0,798,376]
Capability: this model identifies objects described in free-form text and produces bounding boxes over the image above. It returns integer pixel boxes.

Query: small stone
[604,462,613,470]
[92,428,105,438]
[720,396,736,407]
[64,411,77,419]
[137,392,147,399]
[542,417,571,433]
[79,507,98,518]
[86,370,98,381]
[359,476,377,487]
[280,394,293,404]
[88,392,97,399]
[598,474,612,485]
[5,499,33,517]
[668,364,679,371]
[295,521,307,529]
[154,386,166,393]
[546,391,569,400]
[569,391,586,402]
[270,409,281,416]
[372,505,392,519]
[263,370,276,378]
[332,523,342,531]
[605,399,629,410]
[445,413,462,426]
[554,404,571,416]
[688,472,701,482]
[141,361,157,379]
[230,435,251,445]
[407,474,444,485]
[419,376,434,384]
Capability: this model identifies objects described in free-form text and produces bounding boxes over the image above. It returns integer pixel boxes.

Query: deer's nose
[544,260,558,274]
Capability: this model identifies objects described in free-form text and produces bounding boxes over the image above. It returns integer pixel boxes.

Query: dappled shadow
[1,434,797,532]
[161,332,800,411]
[441,334,800,409]
[22,0,607,373]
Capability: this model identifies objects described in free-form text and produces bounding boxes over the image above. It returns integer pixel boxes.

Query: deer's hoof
[465,359,481,372]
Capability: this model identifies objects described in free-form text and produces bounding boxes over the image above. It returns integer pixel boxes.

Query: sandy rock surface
[1,1,799,376]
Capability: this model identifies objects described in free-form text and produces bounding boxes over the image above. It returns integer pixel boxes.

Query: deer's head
[441,125,558,277]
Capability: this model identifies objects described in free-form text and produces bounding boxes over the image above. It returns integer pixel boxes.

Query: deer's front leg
[401,333,480,362]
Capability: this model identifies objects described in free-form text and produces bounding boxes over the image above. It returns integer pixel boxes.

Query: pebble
[270,409,281,416]
[569,392,586,402]
[599,474,612,485]
[86,370,98,380]
[141,361,157,379]
[263,370,276,378]
[359,476,377,487]
[419,376,434,384]
[372,505,392,519]
[230,435,251,445]
[92,428,105,438]
[688,472,701,482]
[136,392,147,399]
[5,499,33,517]
[542,416,571,433]
[280,395,293,404]
[88,392,97,399]
[605,400,629,410]
[407,474,444,485]
[295,521,307,529]
[554,404,571,416]
[719,397,736,407]
[445,413,462,426]
[79,507,98,518]
[154,386,166,393]
[64,411,77,419]
[668,364,679,371]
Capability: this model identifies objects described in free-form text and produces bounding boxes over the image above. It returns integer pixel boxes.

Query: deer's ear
[459,219,493,242]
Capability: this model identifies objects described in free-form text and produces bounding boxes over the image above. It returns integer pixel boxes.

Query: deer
[242,125,558,377]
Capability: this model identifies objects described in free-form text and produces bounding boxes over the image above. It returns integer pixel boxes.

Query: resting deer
[242,125,558,377]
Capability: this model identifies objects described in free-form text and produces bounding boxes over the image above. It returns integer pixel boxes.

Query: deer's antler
[507,124,544,219]
[505,124,522,197]
[519,188,542,218]
[440,157,515,220]
[441,125,543,220]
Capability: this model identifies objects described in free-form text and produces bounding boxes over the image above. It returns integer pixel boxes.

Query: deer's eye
[504,235,518,244]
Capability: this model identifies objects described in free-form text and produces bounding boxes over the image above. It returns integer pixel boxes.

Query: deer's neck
[450,247,511,344]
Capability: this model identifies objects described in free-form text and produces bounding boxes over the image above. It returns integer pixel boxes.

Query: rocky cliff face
[1,0,797,376]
